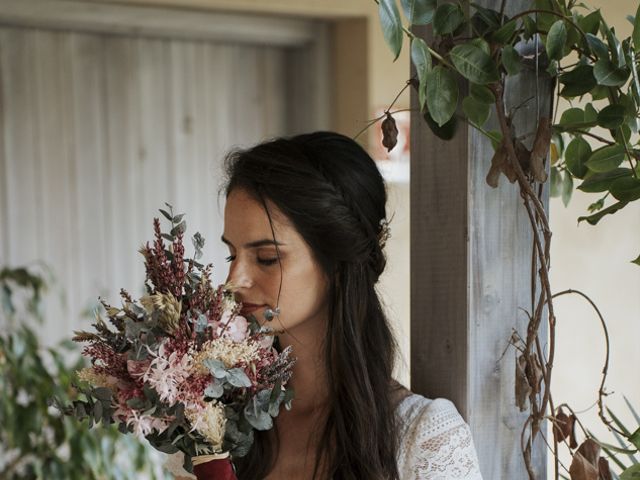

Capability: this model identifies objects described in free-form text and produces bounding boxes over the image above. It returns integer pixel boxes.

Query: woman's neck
[276,317,329,414]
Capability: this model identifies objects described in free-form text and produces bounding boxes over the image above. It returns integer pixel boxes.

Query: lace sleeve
[397,396,483,480]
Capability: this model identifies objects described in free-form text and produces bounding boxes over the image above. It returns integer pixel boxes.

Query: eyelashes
[225,255,278,266]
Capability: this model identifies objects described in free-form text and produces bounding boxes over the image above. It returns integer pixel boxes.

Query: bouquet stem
[192,454,237,480]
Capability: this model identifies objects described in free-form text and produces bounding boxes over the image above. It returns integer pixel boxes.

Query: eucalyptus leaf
[585,145,626,173]
[565,137,591,179]
[378,0,404,61]
[204,379,224,399]
[450,43,500,85]
[203,358,228,379]
[632,254,640,266]
[400,0,436,25]
[159,209,173,222]
[226,368,252,388]
[433,3,465,36]
[501,45,522,76]
[546,20,567,61]
[426,66,459,127]
[243,398,273,431]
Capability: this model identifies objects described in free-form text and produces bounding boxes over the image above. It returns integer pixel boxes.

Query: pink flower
[216,311,249,343]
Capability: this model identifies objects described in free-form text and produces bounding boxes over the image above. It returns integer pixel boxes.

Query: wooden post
[410,1,549,478]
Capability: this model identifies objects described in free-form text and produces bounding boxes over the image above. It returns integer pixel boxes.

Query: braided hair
[224,131,400,480]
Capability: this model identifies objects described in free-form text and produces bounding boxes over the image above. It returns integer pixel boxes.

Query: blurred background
[0,0,638,478]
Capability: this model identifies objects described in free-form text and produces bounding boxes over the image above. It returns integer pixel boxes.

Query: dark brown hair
[224,131,401,480]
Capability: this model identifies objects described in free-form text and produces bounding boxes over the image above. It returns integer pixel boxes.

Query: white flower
[185,402,226,451]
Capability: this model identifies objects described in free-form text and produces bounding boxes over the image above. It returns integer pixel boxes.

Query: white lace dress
[396,394,483,480]
[167,393,483,479]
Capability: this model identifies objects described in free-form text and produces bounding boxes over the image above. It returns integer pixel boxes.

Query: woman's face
[222,187,329,334]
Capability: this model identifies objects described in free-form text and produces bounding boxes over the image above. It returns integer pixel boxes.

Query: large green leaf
[379,0,404,61]
[594,59,629,86]
[492,19,518,44]
[423,109,458,139]
[621,463,640,480]
[597,104,627,129]
[470,83,495,104]
[586,33,609,59]
[585,145,626,173]
[564,137,591,179]
[412,38,432,110]
[610,177,640,202]
[578,200,627,225]
[400,0,437,25]
[501,45,522,76]
[578,168,632,192]
[450,43,500,85]
[559,107,585,127]
[561,170,573,207]
[426,66,459,126]
[579,10,601,35]
[462,96,490,126]
[433,3,465,35]
[546,20,567,61]
[550,167,562,197]
[559,64,597,97]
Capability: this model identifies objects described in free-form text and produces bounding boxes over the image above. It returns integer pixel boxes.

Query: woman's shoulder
[396,393,464,436]
[395,392,484,479]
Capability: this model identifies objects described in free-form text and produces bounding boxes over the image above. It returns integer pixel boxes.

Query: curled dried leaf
[553,408,574,444]
[486,140,508,188]
[381,113,399,152]
[515,354,531,412]
[569,452,599,480]
[530,116,551,183]
[577,438,601,466]
[598,457,612,480]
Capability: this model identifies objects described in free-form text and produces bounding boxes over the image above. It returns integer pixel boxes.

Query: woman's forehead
[223,188,292,245]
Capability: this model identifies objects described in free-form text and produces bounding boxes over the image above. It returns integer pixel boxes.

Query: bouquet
[57,205,295,478]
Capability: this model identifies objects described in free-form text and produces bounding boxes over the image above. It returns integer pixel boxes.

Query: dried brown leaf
[553,408,574,444]
[515,354,531,412]
[530,116,551,183]
[569,452,598,480]
[598,457,612,480]
[486,140,507,188]
[381,113,399,152]
[576,438,601,467]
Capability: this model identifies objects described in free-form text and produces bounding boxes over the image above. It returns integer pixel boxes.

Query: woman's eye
[225,255,235,263]
[258,258,278,266]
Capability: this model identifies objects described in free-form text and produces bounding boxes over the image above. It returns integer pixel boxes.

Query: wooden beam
[410,1,550,478]
[0,0,315,46]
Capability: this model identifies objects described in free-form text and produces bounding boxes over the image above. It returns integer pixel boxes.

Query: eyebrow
[221,236,285,249]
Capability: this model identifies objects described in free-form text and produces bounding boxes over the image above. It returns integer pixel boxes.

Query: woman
[171,131,482,479]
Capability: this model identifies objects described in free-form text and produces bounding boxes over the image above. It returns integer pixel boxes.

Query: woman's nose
[226,259,253,289]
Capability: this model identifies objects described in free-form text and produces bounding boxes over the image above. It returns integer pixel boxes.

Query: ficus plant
[0,266,169,480]
[371,0,640,479]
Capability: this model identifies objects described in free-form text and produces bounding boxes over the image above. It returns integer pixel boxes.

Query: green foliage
[0,266,168,480]
[375,0,640,263]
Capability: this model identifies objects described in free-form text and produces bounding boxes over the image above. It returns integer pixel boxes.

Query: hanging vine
[369,1,640,479]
